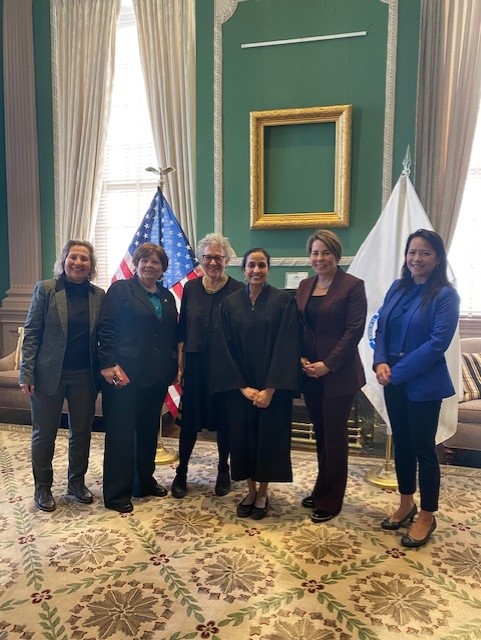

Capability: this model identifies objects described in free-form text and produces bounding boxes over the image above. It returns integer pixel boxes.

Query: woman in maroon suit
[296,230,367,523]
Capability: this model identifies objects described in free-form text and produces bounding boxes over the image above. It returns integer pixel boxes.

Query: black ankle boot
[215,465,231,496]
[171,470,187,499]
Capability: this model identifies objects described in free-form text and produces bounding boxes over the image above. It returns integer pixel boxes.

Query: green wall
[197,0,421,287]
[0,0,421,296]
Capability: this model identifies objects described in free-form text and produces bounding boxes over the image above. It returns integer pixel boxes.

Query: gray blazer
[20,277,105,395]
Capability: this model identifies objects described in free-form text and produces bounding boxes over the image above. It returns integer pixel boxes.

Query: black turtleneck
[62,277,91,370]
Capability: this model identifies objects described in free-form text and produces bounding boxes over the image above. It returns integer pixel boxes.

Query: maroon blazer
[296,267,367,398]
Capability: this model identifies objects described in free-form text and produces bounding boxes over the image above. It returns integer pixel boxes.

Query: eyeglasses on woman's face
[202,254,225,264]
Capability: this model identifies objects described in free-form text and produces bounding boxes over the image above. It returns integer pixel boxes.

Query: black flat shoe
[35,489,56,512]
[381,504,417,530]
[215,468,231,496]
[68,483,94,504]
[301,496,314,509]
[251,497,269,521]
[105,501,133,513]
[237,495,255,518]
[401,517,437,548]
[133,482,168,498]
[311,509,336,523]
[171,472,187,499]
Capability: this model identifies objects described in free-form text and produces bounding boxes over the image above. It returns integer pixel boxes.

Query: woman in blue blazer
[374,229,459,548]
[98,243,178,513]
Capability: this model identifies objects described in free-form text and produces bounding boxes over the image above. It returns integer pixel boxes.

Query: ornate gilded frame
[250,105,352,229]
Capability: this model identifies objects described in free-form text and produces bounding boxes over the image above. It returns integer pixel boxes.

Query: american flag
[112,187,202,416]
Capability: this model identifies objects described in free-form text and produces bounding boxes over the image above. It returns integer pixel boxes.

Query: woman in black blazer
[98,243,178,513]
[296,230,367,523]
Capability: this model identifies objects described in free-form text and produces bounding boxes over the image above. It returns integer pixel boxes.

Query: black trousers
[303,377,355,515]
[30,369,97,491]
[384,382,441,512]
[102,381,167,507]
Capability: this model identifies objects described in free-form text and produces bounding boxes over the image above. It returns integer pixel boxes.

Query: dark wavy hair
[132,242,169,273]
[398,229,452,303]
[241,247,271,269]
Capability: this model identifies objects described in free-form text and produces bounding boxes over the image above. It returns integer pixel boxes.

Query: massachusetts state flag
[112,187,202,416]
[348,169,460,444]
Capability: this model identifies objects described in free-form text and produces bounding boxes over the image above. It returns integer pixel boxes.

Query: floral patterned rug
[1,423,481,640]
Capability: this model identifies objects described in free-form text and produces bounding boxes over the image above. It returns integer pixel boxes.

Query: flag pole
[147,166,179,466]
[365,433,398,489]
[364,147,411,491]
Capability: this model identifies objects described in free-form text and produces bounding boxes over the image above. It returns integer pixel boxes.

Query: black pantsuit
[384,382,441,512]
[102,381,168,504]
[98,276,178,509]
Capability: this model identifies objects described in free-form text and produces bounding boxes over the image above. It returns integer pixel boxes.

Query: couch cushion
[458,399,481,424]
[0,369,20,388]
[461,352,481,401]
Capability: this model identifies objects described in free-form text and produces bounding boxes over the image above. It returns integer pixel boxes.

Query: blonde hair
[306,230,342,262]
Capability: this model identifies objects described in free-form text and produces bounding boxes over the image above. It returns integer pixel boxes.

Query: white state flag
[348,170,460,444]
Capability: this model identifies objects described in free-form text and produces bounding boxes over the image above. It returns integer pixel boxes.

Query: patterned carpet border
[1,424,481,640]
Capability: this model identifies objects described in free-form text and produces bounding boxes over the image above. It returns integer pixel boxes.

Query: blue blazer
[373,281,459,401]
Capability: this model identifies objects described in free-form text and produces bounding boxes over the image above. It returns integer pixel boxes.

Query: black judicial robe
[177,275,243,431]
[212,285,300,482]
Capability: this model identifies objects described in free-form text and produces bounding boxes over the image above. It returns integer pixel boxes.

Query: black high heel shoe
[381,504,417,530]
[401,517,437,548]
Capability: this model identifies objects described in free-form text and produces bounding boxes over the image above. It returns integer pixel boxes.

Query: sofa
[442,337,481,461]
[0,334,31,423]
[0,328,103,425]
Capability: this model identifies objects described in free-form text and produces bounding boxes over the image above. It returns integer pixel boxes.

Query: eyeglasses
[202,254,225,263]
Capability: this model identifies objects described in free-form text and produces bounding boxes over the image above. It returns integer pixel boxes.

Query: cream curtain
[415,0,481,248]
[51,0,121,247]
[133,0,196,244]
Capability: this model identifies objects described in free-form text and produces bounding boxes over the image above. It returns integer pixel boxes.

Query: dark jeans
[30,369,97,490]
[384,382,441,512]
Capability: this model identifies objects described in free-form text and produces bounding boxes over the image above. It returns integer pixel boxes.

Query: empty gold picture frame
[250,105,352,229]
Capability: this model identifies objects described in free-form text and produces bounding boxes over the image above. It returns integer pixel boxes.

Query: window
[92,1,158,290]
[449,102,481,315]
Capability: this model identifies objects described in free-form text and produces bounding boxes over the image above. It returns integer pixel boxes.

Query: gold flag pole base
[365,433,399,490]
[155,436,179,465]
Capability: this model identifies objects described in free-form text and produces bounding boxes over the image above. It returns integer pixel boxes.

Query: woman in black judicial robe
[212,248,300,520]
[171,233,243,499]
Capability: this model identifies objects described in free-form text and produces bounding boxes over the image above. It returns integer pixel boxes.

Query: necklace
[315,279,332,291]
[203,275,228,294]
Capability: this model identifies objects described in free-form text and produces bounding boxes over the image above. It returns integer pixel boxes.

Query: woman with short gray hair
[171,233,242,498]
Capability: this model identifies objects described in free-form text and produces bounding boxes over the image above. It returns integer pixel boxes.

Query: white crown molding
[228,256,353,268]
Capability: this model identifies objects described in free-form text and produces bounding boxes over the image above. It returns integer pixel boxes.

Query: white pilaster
[0,0,42,354]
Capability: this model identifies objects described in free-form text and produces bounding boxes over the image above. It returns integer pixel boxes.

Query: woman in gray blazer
[20,240,105,512]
